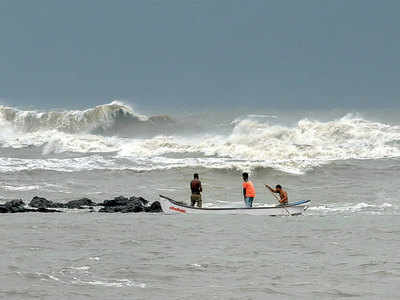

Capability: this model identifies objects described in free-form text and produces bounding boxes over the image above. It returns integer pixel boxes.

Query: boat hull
[159,195,309,216]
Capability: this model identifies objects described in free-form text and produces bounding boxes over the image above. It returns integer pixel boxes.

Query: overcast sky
[1,0,399,110]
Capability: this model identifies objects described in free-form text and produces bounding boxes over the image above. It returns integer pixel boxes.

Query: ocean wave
[0,155,274,173]
[205,115,400,168]
[0,101,174,135]
[16,270,145,289]
[3,185,40,191]
[1,106,400,174]
[117,115,400,173]
[0,155,120,173]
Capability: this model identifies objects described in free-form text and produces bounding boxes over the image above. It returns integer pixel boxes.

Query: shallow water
[1,158,400,299]
[1,104,400,298]
[0,213,399,299]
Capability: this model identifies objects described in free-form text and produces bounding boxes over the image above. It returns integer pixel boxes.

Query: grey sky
[1,0,399,110]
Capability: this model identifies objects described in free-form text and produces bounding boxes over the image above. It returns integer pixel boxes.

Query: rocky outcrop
[0,199,61,213]
[0,200,33,213]
[99,196,149,213]
[65,198,96,209]
[29,196,64,208]
[101,195,131,207]
[2,195,162,214]
[29,196,96,209]
[145,201,162,213]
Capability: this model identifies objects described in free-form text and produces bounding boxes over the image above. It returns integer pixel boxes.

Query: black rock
[0,199,36,213]
[102,196,130,207]
[65,198,96,209]
[98,197,161,213]
[5,199,26,213]
[99,203,144,213]
[0,194,158,214]
[145,201,163,213]
[29,196,52,208]
[130,196,149,206]
[98,206,121,213]
[29,196,65,208]
[121,199,144,213]
[99,196,147,213]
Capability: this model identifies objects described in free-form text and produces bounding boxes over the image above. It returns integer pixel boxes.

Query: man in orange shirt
[242,172,256,208]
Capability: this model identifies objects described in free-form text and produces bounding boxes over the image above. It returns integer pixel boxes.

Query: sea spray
[0,101,172,134]
[1,103,400,174]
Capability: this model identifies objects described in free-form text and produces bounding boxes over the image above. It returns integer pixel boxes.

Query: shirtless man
[265,184,288,205]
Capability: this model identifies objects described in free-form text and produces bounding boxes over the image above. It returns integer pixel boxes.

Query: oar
[269,190,291,216]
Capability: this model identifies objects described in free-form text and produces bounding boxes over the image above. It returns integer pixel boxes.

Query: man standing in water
[242,172,256,208]
[190,173,202,208]
[265,184,288,205]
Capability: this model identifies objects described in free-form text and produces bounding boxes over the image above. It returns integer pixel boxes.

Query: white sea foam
[19,269,145,289]
[308,202,397,215]
[1,104,400,174]
[89,257,100,261]
[116,115,400,173]
[3,185,40,191]
[0,155,119,173]
[72,278,146,288]
[0,101,148,133]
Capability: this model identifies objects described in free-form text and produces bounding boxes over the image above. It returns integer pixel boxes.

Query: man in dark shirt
[190,173,203,207]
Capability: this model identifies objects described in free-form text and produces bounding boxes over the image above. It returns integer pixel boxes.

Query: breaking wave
[118,115,400,173]
[0,101,174,136]
[1,102,400,174]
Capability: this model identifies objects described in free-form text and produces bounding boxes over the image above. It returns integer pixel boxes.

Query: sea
[0,101,399,299]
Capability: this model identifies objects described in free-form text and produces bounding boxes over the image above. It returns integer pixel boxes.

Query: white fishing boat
[159,195,310,216]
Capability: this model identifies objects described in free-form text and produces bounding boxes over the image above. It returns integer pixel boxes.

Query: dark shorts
[191,194,202,208]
